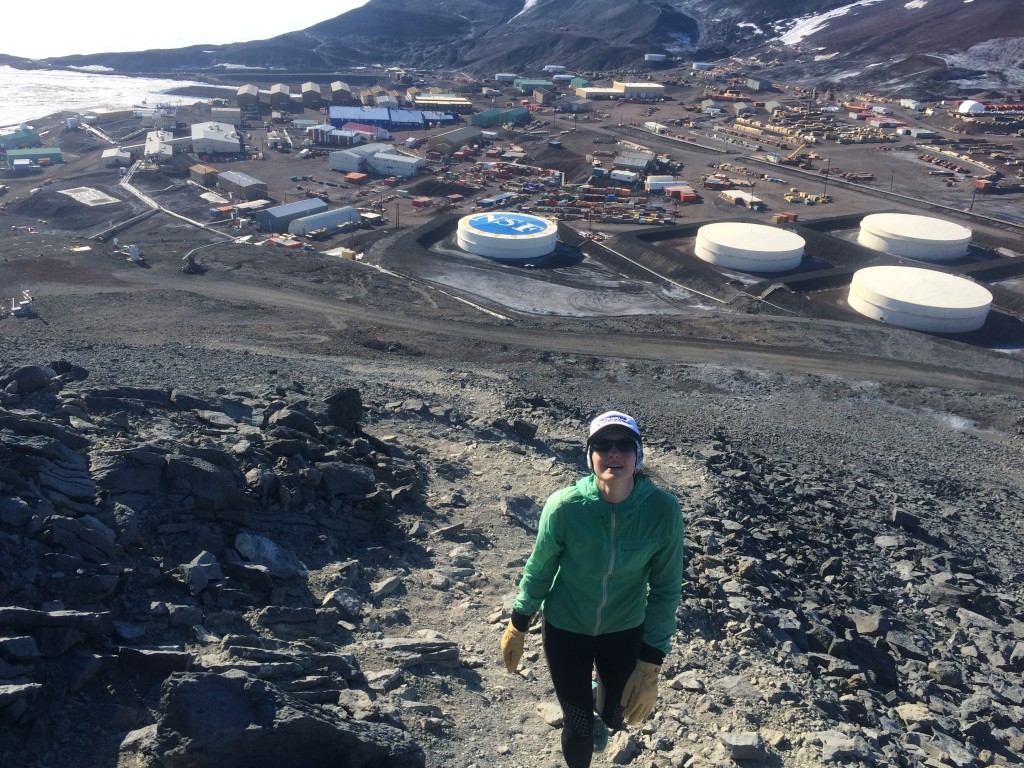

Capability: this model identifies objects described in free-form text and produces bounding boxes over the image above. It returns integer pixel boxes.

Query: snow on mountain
[777,0,887,46]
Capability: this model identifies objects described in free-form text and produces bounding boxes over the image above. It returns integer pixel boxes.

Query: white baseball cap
[587,411,644,472]
[588,411,642,442]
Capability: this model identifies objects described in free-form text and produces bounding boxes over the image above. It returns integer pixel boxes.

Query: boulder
[116,670,424,768]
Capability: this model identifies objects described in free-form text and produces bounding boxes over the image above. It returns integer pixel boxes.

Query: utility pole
[822,158,831,197]
[890,170,895,191]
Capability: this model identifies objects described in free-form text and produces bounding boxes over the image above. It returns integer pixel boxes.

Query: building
[613,149,655,172]
[211,107,242,127]
[513,78,554,94]
[426,126,483,153]
[308,125,365,147]
[342,122,389,141]
[236,84,260,110]
[217,170,268,201]
[746,78,772,92]
[0,127,40,150]
[364,151,424,178]
[144,131,176,161]
[268,84,292,110]
[557,98,592,114]
[328,144,425,178]
[543,65,567,74]
[613,81,665,99]
[494,73,518,83]
[287,206,361,237]
[574,85,617,100]
[102,148,133,167]
[472,108,502,128]
[328,145,383,173]
[192,122,244,155]
[499,107,530,125]
[5,147,62,164]
[190,163,220,185]
[327,107,451,132]
[301,83,323,108]
[412,93,474,114]
[330,81,353,105]
[253,199,328,232]
[533,88,556,105]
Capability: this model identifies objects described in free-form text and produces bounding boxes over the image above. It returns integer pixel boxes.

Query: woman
[501,411,685,768]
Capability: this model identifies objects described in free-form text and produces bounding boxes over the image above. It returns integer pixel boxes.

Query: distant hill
[11,0,1024,97]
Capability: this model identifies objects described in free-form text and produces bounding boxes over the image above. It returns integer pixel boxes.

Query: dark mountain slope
[7,0,1022,94]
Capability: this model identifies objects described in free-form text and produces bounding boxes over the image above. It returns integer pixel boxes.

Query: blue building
[328,107,457,131]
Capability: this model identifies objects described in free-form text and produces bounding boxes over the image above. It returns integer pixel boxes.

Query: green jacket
[513,474,684,660]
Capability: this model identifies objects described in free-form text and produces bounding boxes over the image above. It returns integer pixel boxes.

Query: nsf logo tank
[465,212,553,237]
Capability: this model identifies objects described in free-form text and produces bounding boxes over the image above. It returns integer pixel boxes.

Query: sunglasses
[590,438,637,453]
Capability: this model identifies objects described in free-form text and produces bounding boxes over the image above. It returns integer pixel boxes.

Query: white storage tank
[644,54,667,62]
[457,212,558,260]
[695,222,805,272]
[858,213,971,262]
[848,266,992,333]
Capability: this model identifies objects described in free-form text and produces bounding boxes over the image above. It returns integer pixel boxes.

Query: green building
[6,147,63,163]
[472,109,502,128]
[512,79,553,94]
[0,127,41,150]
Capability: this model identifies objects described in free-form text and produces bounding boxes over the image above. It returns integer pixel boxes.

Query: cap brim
[589,425,641,442]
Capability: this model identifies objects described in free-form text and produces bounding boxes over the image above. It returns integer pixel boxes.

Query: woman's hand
[500,620,527,672]
[620,660,659,723]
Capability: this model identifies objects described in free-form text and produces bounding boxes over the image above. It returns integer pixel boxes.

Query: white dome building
[456,212,559,260]
[848,266,992,333]
[858,213,971,262]
[694,222,805,272]
[957,100,986,115]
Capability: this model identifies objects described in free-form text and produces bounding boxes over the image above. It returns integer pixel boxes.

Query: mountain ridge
[3,0,1024,97]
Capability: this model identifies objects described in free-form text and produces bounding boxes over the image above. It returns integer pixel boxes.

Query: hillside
[1,223,1023,767]
[8,0,1022,96]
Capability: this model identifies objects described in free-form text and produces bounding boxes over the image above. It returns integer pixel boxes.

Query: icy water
[0,66,232,127]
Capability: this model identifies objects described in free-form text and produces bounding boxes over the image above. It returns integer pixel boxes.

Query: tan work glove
[500,620,526,673]
[620,660,659,724]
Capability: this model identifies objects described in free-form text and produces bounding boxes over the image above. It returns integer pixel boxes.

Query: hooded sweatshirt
[512,474,684,662]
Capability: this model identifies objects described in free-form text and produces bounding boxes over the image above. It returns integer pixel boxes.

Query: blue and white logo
[467,213,551,236]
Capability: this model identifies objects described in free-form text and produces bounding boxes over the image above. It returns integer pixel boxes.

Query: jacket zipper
[594,505,616,634]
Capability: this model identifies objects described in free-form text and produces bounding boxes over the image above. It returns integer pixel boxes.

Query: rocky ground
[2,115,1024,768]
[2,235,1024,768]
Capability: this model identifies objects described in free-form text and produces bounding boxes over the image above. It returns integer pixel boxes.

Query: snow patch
[941,37,1024,89]
[904,0,927,8]
[663,33,695,52]
[737,23,764,36]
[510,0,540,22]
[776,0,886,46]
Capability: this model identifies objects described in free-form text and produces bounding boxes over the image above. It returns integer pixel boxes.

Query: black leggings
[542,619,644,768]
